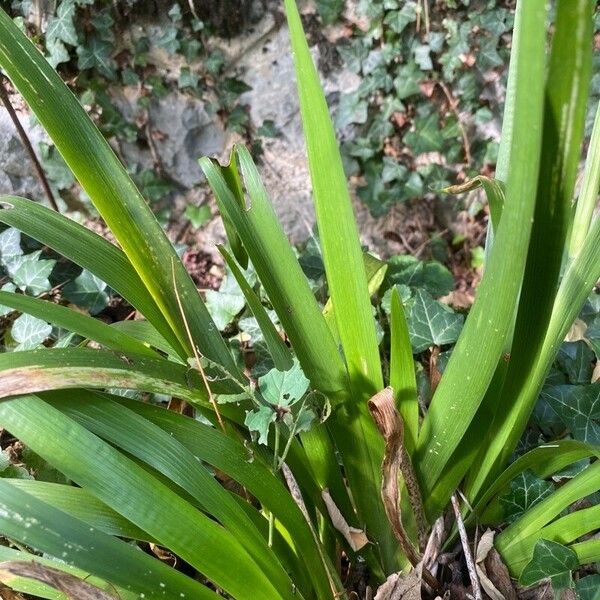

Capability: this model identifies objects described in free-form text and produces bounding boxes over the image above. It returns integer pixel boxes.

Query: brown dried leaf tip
[0,561,118,599]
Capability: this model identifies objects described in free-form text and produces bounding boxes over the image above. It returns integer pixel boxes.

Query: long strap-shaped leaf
[466,0,594,500]
[0,544,137,600]
[0,196,183,356]
[414,0,547,499]
[0,11,238,376]
[283,0,382,394]
[44,390,299,598]
[5,478,153,541]
[0,291,160,358]
[0,347,213,403]
[503,504,600,576]
[0,395,286,600]
[116,396,342,600]
[497,460,600,555]
[0,480,218,599]
[201,148,398,574]
[200,147,346,393]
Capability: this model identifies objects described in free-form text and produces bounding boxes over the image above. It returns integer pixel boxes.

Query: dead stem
[451,494,482,600]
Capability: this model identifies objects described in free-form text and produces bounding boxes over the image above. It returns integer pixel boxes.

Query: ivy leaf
[315,0,345,25]
[382,3,417,34]
[259,359,309,408]
[0,227,22,266]
[556,341,595,384]
[414,45,433,71]
[63,269,110,314]
[205,269,246,330]
[336,92,368,128]
[178,67,200,90]
[380,284,411,317]
[394,62,421,99]
[46,0,77,47]
[576,575,600,600]
[519,540,579,586]
[46,38,70,68]
[77,37,116,79]
[244,405,275,445]
[499,470,554,524]
[0,449,32,480]
[11,252,56,295]
[386,256,454,297]
[157,25,180,54]
[12,313,52,351]
[404,113,444,154]
[184,205,211,229]
[540,384,600,445]
[39,143,76,190]
[0,283,17,317]
[407,289,463,353]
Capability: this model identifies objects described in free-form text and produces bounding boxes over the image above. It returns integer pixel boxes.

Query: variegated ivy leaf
[205,268,246,331]
[499,470,554,524]
[9,252,56,295]
[576,575,600,600]
[0,227,22,266]
[540,384,600,445]
[12,313,52,351]
[0,282,16,317]
[63,269,109,314]
[407,289,464,353]
[519,540,578,586]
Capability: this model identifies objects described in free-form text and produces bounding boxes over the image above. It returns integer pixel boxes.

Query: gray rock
[0,107,47,199]
[148,94,226,188]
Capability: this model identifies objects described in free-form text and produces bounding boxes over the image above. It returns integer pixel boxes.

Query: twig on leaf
[171,258,225,432]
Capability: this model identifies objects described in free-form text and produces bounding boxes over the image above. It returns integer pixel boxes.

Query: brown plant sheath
[368,387,421,565]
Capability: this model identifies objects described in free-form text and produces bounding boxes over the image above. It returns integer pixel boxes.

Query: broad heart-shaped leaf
[576,575,600,600]
[205,267,246,331]
[386,256,454,299]
[9,252,56,295]
[244,405,276,445]
[499,470,554,524]
[519,539,579,586]
[540,384,600,445]
[11,314,52,351]
[63,269,109,315]
[259,359,310,408]
[408,289,464,353]
[0,227,21,265]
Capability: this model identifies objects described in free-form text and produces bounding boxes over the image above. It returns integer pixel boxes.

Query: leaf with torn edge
[0,561,117,599]
[321,489,368,552]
